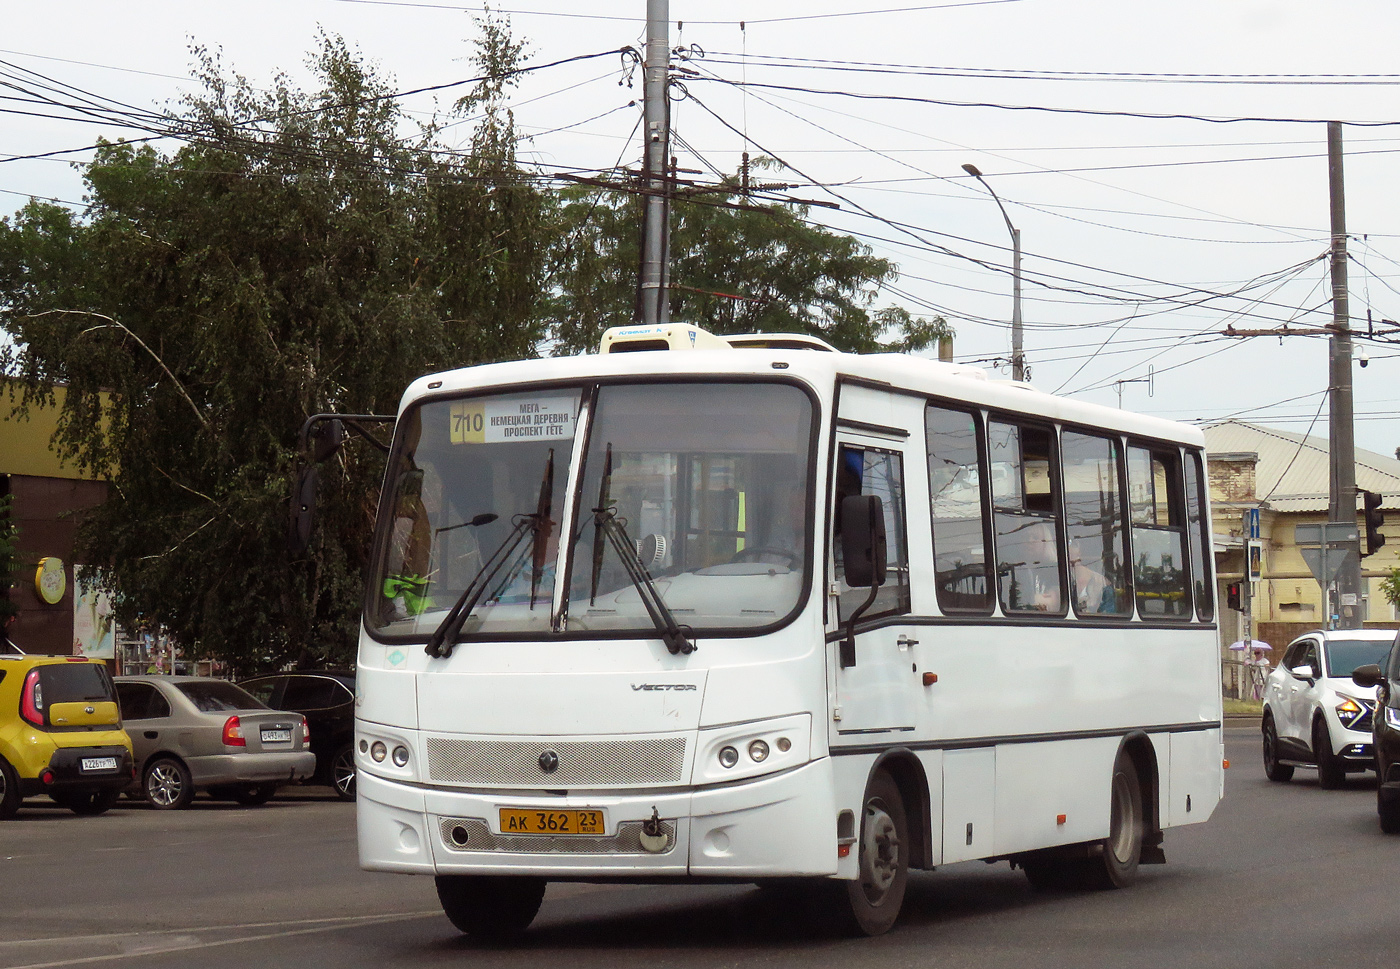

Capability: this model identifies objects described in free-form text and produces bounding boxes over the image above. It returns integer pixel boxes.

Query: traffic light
[1363,489,1386,557]
[1226,581,1242,611]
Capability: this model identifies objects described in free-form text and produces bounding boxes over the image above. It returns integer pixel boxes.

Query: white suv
[1262,629,1393,788]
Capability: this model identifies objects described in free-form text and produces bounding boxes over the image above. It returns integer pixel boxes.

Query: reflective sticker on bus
[450,398,576,444]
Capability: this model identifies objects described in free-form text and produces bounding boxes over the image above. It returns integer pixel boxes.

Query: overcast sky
[8,0,1400,458]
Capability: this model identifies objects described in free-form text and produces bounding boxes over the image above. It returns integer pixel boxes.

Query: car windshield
[176,681,267,712]
[1324,639,1393,678]
[368,380,814,640]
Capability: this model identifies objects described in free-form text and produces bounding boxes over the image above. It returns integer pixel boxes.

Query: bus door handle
[897,635,919,649]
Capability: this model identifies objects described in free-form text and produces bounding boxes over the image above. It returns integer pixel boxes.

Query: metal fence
[1222,658,1271,701]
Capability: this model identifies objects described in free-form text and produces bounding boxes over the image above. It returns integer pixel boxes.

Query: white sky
[8,0,1400,457]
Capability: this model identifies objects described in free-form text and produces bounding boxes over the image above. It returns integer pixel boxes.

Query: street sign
[1247,507,1260,540]
[1301,547,1358,590]
[1295,523,1358,546]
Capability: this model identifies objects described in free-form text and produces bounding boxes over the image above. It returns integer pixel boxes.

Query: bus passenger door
[828,438,919,739]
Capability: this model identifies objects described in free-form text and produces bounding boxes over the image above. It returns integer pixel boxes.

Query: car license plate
[261,728,292,743]
[80,757,117,772]
[499,808,605,835]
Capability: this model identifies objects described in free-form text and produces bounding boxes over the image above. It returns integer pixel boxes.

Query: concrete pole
[1327,121,1362,629]
[639,0,670,325]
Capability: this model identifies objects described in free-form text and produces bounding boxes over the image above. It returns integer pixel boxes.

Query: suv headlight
[1386,707,1400,730]
[694,714,811,785]
[1335,694,1373,731]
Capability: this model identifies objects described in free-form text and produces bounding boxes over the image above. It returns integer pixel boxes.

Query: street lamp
[962,163,1025,382]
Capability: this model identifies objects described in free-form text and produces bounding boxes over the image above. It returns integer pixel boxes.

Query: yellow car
[0,653,134,818]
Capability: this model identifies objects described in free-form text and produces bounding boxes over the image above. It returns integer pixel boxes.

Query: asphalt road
[2,722,1394,969]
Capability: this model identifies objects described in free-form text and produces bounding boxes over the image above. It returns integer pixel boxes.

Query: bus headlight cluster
[700,714,811,783]
[358,731,416,779]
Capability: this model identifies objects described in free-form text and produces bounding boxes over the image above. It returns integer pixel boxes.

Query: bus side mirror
[1352,664,1383,689]
[311,418,345,463]
[840,494,887,588]
[289,465,319,555]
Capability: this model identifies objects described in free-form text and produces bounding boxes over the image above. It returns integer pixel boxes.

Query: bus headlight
[695,714,812,784]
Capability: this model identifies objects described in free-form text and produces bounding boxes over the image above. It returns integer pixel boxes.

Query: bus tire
[435,875,546,941]
[1262,714,1294,782]
[837,771,909,936]
[1078,749,1143,890]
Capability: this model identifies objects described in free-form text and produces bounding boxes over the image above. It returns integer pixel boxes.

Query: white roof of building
[1203,419,1400,512]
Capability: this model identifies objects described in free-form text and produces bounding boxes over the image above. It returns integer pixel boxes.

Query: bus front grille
[424,736,687,786]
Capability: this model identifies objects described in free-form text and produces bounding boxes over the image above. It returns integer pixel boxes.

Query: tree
[543,161,950,355]
[1381,569,1400,615]
[0,27,548,672]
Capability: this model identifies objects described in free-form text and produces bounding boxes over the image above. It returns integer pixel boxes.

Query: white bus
[354,323,1223,938]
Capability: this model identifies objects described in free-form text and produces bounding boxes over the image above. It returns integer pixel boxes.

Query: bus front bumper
[357,756,837,878]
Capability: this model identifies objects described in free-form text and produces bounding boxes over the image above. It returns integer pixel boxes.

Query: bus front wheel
[435,875,546,941]
[838,771,909,936]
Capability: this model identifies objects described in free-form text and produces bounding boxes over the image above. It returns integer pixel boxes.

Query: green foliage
[0,26,546,673]
[1381,569,1400,611]
[544,162,951,354]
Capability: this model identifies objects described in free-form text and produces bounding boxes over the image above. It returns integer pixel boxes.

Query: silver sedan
[114,676,316,809]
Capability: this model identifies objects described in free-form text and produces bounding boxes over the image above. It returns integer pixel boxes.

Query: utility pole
[1327,121,1362,629]
[638,0,670,325]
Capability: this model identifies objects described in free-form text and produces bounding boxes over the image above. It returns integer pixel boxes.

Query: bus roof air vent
[720,333,837,352]
[598,323,733,354]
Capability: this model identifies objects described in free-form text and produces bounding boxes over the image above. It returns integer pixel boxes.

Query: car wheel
[231,784,278,806]
[835,771,909,936]
[1262,714,1294,782]
[331,743,356,800]
[144,757,195,810]
[1074,749,1144,890]
[66,789,120,816]
[1379,787,1400,834]
[1313,718,1345,790]
[435,876,547,941]
[0,757,20,820]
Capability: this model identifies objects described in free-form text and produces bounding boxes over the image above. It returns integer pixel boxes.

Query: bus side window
[989,421,1063,614]
[1183,449,1214,621]
[926,404,992,613]
[1061,430,1131,617]
[1127,445,1191,619]
[834,444,910,621]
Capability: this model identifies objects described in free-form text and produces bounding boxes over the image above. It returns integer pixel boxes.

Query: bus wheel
[839,772,909,936]
[1081,750,1143,890]
[435,875,546,941]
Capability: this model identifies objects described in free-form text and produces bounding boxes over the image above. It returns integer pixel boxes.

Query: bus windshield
[565,382,813,635]
[368,380,814,641]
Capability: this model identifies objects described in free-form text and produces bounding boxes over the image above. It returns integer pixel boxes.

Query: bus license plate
[499,808,605,836]
[81,757,118,772]
[261,728,292,743]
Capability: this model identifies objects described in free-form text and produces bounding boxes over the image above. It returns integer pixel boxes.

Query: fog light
[776,737,792,753]
[391,745,410,767]
[718,746,739,769]
[748,739,770,762]
[371,741,387,762]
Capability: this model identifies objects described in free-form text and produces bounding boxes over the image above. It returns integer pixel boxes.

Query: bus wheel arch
[867,749,933,870]
[1117,732,1162,854]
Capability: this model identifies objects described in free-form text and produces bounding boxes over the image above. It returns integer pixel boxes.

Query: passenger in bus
[1068,539,1116,615]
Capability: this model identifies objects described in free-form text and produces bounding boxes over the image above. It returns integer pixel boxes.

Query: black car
[1351,632,1400,832]
[240,671,355,800]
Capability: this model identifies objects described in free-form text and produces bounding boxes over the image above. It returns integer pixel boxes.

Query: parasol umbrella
[1228,640,1271,652]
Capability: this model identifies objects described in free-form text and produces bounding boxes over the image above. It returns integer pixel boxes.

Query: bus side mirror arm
[838,494,887,669]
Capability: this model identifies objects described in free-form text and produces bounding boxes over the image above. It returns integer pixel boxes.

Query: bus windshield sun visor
[425,450,556,658]
[591,443,695,656]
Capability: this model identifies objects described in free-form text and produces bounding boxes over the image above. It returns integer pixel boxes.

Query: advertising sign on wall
[73,567,115,659]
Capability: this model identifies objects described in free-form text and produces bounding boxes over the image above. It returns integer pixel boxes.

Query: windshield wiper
[589,443,695,656]
[425,452,556,659]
